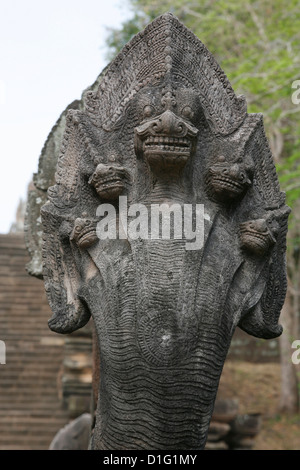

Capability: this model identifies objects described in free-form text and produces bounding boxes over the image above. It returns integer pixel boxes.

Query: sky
[0,0,132,233]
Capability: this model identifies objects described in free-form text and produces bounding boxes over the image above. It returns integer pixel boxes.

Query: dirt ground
[217,360,300,450]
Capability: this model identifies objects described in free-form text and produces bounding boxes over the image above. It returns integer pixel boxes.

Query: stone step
[0,397,63,406]
[0,421,69,433]
[0,404,66,413]
[0,414,69,423]
[1,362,62,370]
[0,408,69,417]
[0,436,62,449]
[0,424,68,436]
[0,389,60,398]
[0,386,59,394]
[0,234,85,449]
[0,444,47,450]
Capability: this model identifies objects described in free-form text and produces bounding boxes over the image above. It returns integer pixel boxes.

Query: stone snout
[205,155,254,202]
[89,164,130,200]
[70,215,98,249]
[134,109,199,174]
[239,217,279,256]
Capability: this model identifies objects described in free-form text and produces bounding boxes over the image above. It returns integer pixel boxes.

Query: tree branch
[245,3,268,45]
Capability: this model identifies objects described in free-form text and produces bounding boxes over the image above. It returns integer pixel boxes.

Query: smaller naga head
[239,216,280,256]
[70,214,98,249]
[134,86,199,174]
[89,164,129,200]
[205,154,254,203]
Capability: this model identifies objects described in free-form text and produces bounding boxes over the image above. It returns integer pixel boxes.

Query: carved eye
[218,155,226,163]
[143,105,154,118]
[181,106,194,119]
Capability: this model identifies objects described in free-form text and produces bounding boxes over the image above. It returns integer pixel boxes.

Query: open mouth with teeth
[93,177,125,199]
[89,165,129,200]
[143,135,193,171]
[144,136,192,154]
[134,108,199,174]
[240,232,272,254]
[71,222,98,249]
[210,176,245,194]
[76,228,98,248]
[240,225,275,255]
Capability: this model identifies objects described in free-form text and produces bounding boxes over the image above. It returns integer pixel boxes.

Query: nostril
[222,168,229,175]
[152,122,159,133]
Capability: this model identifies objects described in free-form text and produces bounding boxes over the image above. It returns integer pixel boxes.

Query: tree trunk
[279,284,299,413]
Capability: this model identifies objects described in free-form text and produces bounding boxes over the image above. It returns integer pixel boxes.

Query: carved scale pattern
[85,13,246,135]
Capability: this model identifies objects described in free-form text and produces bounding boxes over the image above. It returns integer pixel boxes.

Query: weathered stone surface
[49,413,92,450]
[211,399,240,424]
[25,183,48,278]
[24,101,80,278]
[207,422,231,441]
[41,13,290,450]
[229,413,262,437]
[25,70,106,278]
[226,436,257,450]
[205,441,229,450]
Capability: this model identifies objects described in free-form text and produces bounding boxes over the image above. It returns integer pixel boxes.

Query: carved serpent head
[134,85,199,174]
[89,163,130,200]
[205,154,254,202]
[239,216,280,256]
[70,214,98,249]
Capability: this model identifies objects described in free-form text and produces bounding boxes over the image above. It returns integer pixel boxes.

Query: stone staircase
[0,233,70,450]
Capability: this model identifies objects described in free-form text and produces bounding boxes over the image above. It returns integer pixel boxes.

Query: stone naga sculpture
[41,13,290,450]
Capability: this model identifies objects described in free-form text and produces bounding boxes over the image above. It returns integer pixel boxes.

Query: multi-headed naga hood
[41,13,290,450]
